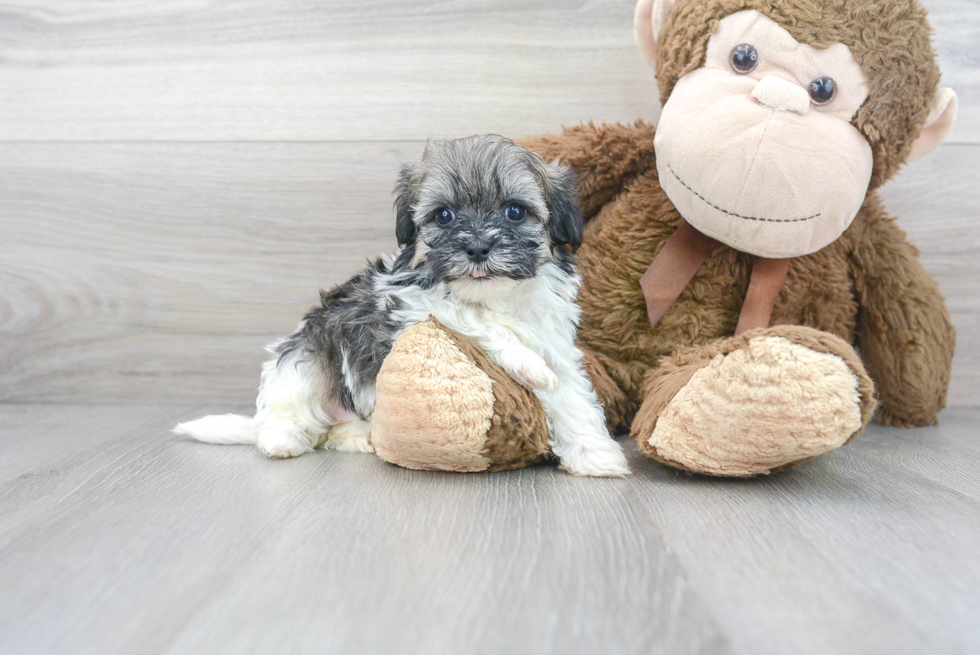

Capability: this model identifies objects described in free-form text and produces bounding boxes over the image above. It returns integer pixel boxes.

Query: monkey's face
[654,10,874,258]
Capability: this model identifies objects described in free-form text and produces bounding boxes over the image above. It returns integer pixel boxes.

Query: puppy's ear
[393,162,421,246]
[541,159,583,252]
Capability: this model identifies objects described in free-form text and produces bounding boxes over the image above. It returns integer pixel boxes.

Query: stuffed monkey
[371,0,958,476]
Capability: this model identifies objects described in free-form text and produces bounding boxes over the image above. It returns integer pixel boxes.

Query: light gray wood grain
[1,403,978,655]
[0,0,975,142]
[0,0,662,142]
[2,141,978,406]
[0,404,728,655]
[628,412,980,654]
[0,141,409,403]
[926,0,980,143]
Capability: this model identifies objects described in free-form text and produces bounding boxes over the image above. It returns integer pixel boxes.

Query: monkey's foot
[631,326,877,477]
[372,320,552,473]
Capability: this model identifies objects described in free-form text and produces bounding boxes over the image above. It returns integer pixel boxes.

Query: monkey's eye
[504,204,526,222]
[730,44,759,74]
[808,77,837,105]
[434,208,456,226]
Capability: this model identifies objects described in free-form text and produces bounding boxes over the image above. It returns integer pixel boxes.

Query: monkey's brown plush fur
[524,121,953,431]
[371,0,955,476]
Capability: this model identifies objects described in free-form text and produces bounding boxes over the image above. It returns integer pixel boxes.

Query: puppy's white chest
[481,308,537,345]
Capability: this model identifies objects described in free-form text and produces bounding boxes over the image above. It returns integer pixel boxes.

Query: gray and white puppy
[175,135,630,477]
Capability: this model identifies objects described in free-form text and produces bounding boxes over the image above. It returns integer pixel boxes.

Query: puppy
[175,135,630,477]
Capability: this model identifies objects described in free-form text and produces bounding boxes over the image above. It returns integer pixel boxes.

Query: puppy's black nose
[465,239,492,263]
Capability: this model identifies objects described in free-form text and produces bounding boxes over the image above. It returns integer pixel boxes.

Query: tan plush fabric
[440,327,553,472]
[908,87,959,162]
[654,0,944,191]
[641,334,863,476]
[654,10,875,258]
[632,326,876,475]
[372,320,552,473]
[372,321,495,472]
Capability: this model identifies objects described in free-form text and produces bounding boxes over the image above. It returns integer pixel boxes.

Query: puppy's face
[393,135,582,301]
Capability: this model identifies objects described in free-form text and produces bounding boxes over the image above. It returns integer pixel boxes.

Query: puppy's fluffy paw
[512,358,559,391]
[324,419,374,453]
[256,429,312,459]
[558,440,631,478]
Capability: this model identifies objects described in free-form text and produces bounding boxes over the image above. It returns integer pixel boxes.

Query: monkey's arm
[519,121,657,221]
[849,200,955,427]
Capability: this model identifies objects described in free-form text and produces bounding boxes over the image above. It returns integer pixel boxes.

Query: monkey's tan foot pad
[631,326,877,477]
[372,319,552,473]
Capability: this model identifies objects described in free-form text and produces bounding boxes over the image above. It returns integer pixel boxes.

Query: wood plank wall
[1,0,977,406]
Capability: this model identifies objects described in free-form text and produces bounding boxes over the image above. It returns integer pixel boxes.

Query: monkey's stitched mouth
[668,164,821,224]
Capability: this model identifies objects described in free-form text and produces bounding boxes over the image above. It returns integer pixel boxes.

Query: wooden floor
[1,404,978,655]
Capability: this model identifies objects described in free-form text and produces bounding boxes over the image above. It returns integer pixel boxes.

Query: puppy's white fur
[175,262,630,477]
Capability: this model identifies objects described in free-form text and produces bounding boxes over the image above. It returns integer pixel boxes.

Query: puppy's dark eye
[730,44,758,74]
[504,204,526,222]
[434,208,456,226]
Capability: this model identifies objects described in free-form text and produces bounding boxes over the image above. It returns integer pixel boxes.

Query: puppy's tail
[173,414,256,445]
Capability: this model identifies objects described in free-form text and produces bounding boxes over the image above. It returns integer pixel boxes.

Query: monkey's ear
[908,88,958,162]
[543,159,584,252]
[634,0,675,72]
[393,163,420,246]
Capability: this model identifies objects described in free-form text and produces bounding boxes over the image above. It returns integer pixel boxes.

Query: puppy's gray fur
[175,135,630,477]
